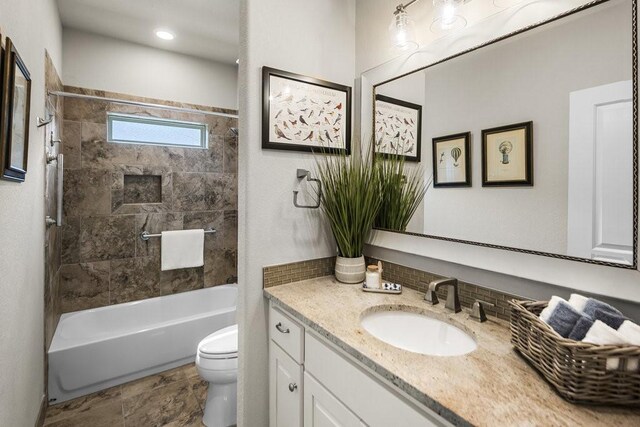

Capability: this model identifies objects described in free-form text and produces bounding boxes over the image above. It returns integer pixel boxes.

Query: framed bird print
[262,67,351,154]
[482,121,533,187]
[432,132,471,187]
[374,94,422,162]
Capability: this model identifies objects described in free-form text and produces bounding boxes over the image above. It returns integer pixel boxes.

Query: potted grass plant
[374,152,428,232]
[314,146,382,284]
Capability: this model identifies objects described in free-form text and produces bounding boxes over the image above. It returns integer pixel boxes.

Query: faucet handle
[421,281,439,305]
[471,300,495,322]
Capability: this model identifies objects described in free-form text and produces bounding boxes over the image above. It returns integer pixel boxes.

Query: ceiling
[56,0,239,64]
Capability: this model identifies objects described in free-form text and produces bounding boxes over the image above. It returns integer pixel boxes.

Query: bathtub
[48,285,237,404]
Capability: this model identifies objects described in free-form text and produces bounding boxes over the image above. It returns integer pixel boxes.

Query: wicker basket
[509,299,640,405]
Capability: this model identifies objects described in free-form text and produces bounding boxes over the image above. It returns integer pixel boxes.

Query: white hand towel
[539,296,564,323]
[617,320,640,371]
[161,229,204,271]
[582,320,632,370]
[568,293,589,313]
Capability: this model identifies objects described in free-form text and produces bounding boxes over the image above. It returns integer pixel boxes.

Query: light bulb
[431,0,468,33]
[155,29,175,40]
[389,7,418,50]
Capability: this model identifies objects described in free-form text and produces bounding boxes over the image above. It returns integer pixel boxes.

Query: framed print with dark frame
[432,132,471,187]
[374,94,422,162]
[262,67,351,154]
[482,121,533,187]
[0,37,31,182]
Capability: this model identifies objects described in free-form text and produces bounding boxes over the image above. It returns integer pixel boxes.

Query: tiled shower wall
[59,87,238,313]
[44,52,63,350]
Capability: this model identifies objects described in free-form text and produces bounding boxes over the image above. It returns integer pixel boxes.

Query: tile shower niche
[123,175,162,204]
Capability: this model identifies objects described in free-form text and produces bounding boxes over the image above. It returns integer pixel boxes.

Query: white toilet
[196,324,238,427]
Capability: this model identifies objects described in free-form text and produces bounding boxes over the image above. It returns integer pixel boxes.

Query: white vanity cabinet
[268,302,451,427]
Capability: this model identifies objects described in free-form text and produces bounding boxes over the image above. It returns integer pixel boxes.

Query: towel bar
[140,228,216,241]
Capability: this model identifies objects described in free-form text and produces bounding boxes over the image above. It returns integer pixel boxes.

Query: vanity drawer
[270,304,304,364]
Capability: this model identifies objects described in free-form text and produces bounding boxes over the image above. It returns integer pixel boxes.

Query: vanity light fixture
[155,29,175,40]
[390,0,472,48]
[389,1,418,50]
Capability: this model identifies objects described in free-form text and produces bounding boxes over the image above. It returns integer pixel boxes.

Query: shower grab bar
[140,228,217,241]
[56,154,64,227]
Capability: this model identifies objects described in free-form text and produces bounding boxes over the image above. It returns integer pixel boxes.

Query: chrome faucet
[423,278,461,313]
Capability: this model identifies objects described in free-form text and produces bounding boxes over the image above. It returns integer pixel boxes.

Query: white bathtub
[48,285,237,404]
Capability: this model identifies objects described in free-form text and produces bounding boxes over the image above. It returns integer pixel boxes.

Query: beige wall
[62,29,239,109]
[238,0,356,424]
[0,0,62,425]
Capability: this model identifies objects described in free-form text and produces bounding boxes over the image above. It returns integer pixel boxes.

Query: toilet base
[202,381,237,427]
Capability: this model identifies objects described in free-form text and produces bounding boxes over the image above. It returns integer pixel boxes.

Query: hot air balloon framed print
[374,94,422,162]
[432,132,471,187]
[482,121,533,187]
[262,67,351,154]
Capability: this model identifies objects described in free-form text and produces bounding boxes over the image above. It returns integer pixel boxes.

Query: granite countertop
[264,276,640,427]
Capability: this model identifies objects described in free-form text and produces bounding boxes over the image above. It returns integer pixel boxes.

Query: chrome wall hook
[293,169,322,209]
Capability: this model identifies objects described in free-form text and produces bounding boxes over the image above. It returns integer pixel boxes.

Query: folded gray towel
[568,315,594,341]
[547,300,583,338]
[593,308,626,329]
[583,298,623,319]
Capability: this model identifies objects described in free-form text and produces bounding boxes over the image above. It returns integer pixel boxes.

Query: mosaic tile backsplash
[59,87,238,313]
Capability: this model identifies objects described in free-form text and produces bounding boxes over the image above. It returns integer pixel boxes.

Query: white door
[270,342,303,427]
[567,80,634,265]
[304,372,365,427]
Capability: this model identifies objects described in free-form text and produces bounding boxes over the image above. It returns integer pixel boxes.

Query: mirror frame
[371,0,638,270]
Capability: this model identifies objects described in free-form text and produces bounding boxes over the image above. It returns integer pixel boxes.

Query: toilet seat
[198,324,238,360]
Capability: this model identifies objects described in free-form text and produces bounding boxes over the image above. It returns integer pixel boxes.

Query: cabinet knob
[276,322,290,334]
[288,383,298,392]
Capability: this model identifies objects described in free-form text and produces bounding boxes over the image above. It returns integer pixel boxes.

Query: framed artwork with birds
[374,94,422,162]
[481,121,533,187]
[432,132,471,188]
[262,67,351,154]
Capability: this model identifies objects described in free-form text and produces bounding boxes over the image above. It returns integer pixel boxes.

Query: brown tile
[223,135,237,174]
[136,213,184,257]
[173,173,206,211]
[182,363,200,379]
[204,248,237,287]
[160,267,204,295]
[62,121,82,169]
[121,366,187,399]
[44,386,121,425]
[187,376,208,412]
[183,211,224,250]
[123,175,162,204]
[61,217,81,264]
[59,262,110,313]
[223,211,237,249]
[79,216,136,262]
[112,166,173,215]
[44,399,123,427]
[123,380,202,427]
[63,169,111,217]
[110,256,160,304]
[63,97,108,123]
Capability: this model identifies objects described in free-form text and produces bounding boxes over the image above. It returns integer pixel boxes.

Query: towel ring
[293,169,322,209]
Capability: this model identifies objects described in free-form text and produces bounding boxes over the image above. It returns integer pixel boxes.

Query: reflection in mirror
[373,0,636,267]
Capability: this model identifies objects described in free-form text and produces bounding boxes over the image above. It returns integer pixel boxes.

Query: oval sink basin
[360,310,477,356]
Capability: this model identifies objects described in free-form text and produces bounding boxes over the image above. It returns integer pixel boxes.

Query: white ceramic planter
[334,256,366,284]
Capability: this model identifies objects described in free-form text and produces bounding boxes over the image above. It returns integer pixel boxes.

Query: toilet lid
[198,324,238,359]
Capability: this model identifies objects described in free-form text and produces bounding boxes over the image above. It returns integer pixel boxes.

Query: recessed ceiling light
[155,30,175,40]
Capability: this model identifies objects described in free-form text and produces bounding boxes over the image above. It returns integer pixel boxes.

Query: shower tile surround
[44,52,64,398]
[59,86,238,313]
[263,257,521,320]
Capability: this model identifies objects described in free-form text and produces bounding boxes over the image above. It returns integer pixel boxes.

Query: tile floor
[43,363,209,427]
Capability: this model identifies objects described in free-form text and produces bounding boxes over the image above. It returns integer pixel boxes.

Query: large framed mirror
[373,0,637,269]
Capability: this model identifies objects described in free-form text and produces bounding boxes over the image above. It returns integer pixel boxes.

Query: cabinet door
[270,341,303,427]
[304,372,365,427]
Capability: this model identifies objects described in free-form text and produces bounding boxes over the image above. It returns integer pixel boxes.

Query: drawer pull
[275,322,290,334]
[289,383,298,392]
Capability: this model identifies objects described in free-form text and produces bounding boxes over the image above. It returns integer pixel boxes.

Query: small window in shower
[107,113,208,149]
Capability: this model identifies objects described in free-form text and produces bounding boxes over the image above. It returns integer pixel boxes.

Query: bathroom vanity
[265,276,640,427]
